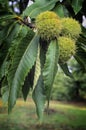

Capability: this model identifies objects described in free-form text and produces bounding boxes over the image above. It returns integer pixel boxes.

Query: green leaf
[23,0,59,18]
[59,63,73,78]
[22,67,34,101]
[0,25,25,78]
[53,3,69,17]
[82,27,86,38]
[0,57,9,81]
[0,14,17,22]
[40,40,48,69]
[72,0,84,14]
[0,22,17,44]
[1,77,9,103]
[43,40,59,102]
[22,32,35,101]
[74,55,86,71]
[33,44,41,88]
[53,4,65,17]
[6,21,17,38]
[0,0,10,12]
[22,76,31,101]
[32,75,46,120]
[1,86,9,103]
[8,34,39,113]
[0,23,22,78]
[81,46,86,52]
[8,25,28,59]
[75,35,86,70]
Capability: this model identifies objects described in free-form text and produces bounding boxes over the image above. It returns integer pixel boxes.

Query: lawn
[0,98,86,130]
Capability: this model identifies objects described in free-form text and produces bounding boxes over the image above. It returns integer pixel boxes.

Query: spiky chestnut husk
[61,18,81,40]
[36,11,62,40]
[58,36,76,63]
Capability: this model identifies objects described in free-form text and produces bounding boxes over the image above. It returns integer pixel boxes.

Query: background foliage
[52,59,86,101]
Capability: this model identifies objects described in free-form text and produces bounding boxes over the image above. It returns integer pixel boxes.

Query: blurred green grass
[0,98,86,130]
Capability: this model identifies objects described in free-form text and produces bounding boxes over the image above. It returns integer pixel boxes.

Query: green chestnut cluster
[36,11,62,40]
[58,36,76,63]
[35,11,81,63]
[61,17,81,40]
[58,17,81,63]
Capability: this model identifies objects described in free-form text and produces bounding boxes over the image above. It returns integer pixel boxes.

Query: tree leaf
[53,3,69,17]
[0,14,17,22]
[22,66,35,101]
[22,31,35,101]
[59,63,73,78]
[81,46,86,52]
[32,75,46,120]
[23,0,59,18]
[72,0,84,14]
[7,23,22,43]
[1,86,9,103]
[0,23,22,79]
[33,44,41,88]
[8,34,39,113]
[53,4,64,17]
[43,40,59,102]
[75,35,86,70]
[74,55,86,71]
[0,0,10,13]
[0,22,17,44]
[39,40,48,69]
[0,58,9,81]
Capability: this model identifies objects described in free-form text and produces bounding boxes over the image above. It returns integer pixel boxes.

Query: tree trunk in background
[19,0,29,14]
[75,81,80,100]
